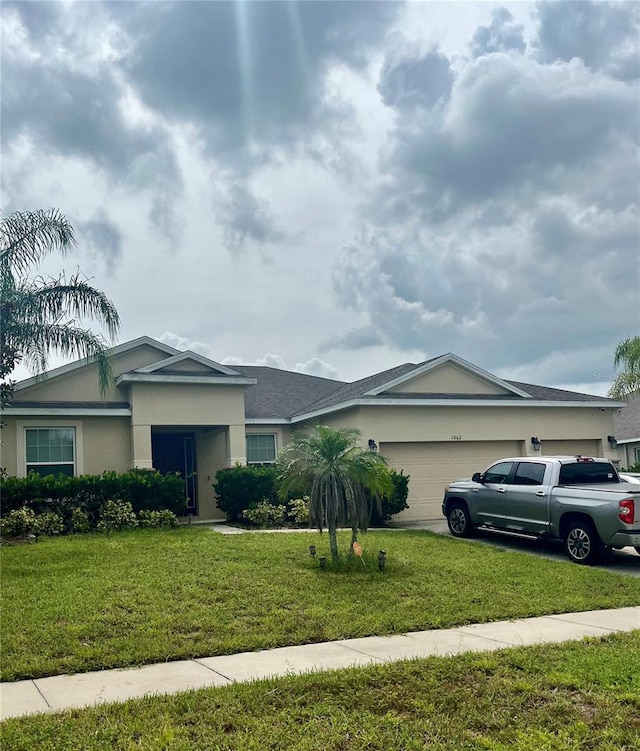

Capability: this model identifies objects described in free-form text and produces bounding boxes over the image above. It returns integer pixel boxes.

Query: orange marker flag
[352,542,363,557]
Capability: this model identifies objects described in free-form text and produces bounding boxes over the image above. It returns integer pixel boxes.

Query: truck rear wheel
[564,521,601,565]
[446,501,475,538]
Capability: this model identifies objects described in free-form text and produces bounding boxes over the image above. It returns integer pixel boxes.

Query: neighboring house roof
[613,391,640,441]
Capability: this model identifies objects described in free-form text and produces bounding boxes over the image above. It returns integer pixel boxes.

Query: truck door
[505,461,549,534]
[474,461,514,524]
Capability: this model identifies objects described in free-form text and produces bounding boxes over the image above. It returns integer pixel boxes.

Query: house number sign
[450,435,462,440]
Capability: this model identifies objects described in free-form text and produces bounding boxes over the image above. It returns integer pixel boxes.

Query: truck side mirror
[472,472,482,483]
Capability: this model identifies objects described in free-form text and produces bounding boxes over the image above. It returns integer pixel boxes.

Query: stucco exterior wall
[387,365,508,395]
[194,428,228,519]
[0,417,18,474]
[11,344,167,403]
[1,416,131,477]
[353,404,616,447]
[130,383,246,426]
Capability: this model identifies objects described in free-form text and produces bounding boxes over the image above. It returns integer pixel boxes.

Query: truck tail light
[618,498,635,525]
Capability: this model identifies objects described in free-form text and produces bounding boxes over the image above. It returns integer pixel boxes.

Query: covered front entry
[152,431,197,514]
[381,440,522,521]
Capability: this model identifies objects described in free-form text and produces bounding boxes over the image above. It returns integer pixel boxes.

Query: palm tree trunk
[328,526,339,564]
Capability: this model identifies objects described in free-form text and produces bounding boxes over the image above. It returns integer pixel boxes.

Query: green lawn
[2,527,639,681]
[3,632,639,750]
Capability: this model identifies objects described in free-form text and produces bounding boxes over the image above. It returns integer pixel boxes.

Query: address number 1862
[450,435,462,440]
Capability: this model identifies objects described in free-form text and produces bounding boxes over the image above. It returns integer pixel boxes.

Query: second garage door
[380,440,522,522]
[541,440,601,457]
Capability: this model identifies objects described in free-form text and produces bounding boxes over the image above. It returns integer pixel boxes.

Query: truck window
[558,462,619,484]
[512,462,546,486]
[483,462,514,484]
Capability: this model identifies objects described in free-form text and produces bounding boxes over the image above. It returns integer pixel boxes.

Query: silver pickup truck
[442,455,640,565]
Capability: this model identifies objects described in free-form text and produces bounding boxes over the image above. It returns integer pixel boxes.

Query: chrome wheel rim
[567,528,591,560]
[450,508,466,534]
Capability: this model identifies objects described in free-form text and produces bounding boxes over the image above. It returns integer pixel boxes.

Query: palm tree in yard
[1,209,120,408]
[608,335,640,399]
[278,425,394,564]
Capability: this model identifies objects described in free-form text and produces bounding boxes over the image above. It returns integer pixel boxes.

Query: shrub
[138,509,180,528]
[243,501,287,528]
[0,469,186,522]
[0,507,37,538]
[34,511,64,537]
[288,496,310,525]
[213,465,278,522]
[97,500,139,533]
[68,507,91,534]
[369,470,410,525]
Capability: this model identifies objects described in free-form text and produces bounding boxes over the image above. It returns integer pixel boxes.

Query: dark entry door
[152,433,197,514]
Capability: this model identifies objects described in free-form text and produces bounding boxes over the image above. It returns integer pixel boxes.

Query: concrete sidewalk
[2,606,638,721]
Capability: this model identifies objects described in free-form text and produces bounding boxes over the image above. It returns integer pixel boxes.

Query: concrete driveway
[391,520,640,577]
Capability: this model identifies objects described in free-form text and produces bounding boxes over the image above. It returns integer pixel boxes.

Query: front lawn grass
[3,632,639,750]
[2,527,639,681]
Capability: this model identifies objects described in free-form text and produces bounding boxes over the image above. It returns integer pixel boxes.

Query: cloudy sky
[2,0,639,393]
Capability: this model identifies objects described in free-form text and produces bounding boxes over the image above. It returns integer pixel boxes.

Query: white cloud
[3,1,638,394]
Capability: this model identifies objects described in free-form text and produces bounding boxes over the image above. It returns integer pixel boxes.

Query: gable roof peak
[363,352,533,398]
[132,350,243,377]
[13,336,181,391]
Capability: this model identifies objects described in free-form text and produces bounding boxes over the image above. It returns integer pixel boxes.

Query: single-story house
[613,391,640,468]
[0,336,626,522]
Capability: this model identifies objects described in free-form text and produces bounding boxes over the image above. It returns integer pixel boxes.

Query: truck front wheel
[564,521,601,565]
[446,502,475,538]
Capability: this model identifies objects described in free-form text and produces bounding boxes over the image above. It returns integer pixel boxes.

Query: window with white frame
[635,447,640,465]
[25,428,76,477]
[246,434,276,464]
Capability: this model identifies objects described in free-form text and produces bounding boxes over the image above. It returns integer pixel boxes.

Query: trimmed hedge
[0,469,187,530]
[213,464,409,526]
[213,464,278,522]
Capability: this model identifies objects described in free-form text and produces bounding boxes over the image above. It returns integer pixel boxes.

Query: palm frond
[609,335,640,399]
[17,273,120,338]
[278,425,394,560]
[1,209,75,276]
[15,323,114,394]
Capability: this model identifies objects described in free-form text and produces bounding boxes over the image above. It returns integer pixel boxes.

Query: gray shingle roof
[298,362,419,413]
[235,362,618,421]
[234,366,345,419]
[505,381,618,402]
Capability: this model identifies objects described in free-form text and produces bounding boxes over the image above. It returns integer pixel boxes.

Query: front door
[152,432,197,514]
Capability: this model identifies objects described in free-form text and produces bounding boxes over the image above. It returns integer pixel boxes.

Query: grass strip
[2,527,639,681]
[2,632,639,750]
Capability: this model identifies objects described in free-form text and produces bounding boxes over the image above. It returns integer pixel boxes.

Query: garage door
[380,441,522,522]
[541,440,600,457]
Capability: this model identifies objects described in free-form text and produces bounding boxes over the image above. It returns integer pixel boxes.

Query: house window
[246,434,276,464]
[25,428,75,477]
